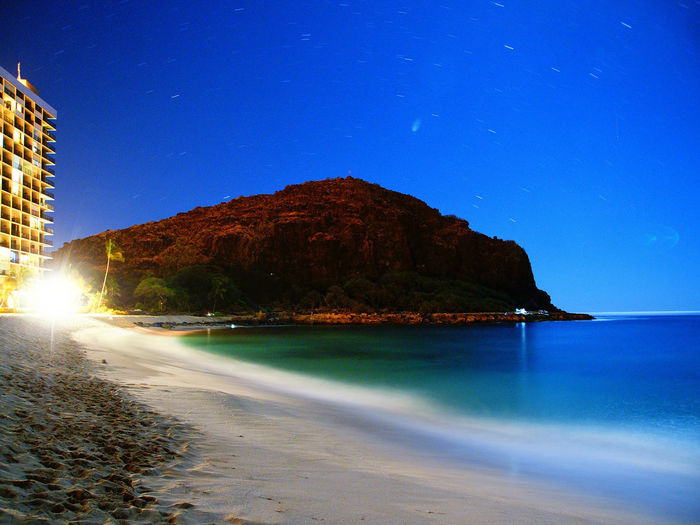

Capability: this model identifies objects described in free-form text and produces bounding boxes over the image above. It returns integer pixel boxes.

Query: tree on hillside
[97,239,124,311]
[208,273,241,313]
[134,276,175,312]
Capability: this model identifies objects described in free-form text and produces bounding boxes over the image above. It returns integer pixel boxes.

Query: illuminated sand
[57,315,688,525]
[0,316,193,523]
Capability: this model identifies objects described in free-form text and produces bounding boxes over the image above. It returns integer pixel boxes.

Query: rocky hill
[52,177,555,313]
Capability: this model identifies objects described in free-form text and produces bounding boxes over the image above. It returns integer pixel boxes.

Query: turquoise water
[182,314,700,520]
[183,314,700,440]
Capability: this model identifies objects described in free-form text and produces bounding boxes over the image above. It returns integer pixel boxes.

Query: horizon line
[587,310,700,316]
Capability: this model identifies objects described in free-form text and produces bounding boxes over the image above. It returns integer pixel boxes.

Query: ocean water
[183,314,699,437]
[182,314,700,520]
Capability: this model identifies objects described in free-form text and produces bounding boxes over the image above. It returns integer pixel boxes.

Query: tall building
[0,64,55,293]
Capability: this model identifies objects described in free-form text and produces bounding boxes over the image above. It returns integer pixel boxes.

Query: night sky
[2,1,699,312]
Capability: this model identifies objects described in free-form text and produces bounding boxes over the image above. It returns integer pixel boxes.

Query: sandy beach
[0,314,688,524]
[0,315,198,524]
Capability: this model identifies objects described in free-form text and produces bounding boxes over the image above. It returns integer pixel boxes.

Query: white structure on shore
[0,64,56,302]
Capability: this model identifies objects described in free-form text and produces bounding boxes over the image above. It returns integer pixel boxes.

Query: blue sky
[2,1,699,312]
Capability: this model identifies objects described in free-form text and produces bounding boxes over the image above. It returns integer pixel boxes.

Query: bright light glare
[29,276,84,317]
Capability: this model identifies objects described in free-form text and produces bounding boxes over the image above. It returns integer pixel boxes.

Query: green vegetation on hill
[73,262,520,314]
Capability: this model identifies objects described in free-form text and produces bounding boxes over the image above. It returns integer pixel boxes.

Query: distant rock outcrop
[52,177,555,312]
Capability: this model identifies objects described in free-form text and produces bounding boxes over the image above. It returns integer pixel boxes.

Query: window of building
[12,167,21,196]
[0,247,10,273]
[3,96,14,112]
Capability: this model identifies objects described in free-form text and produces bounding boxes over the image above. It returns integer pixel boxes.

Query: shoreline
[74,315,677,524]
[3,314,689,524]
[118,310,594,331]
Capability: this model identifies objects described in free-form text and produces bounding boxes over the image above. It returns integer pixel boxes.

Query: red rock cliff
[52,177,553,310]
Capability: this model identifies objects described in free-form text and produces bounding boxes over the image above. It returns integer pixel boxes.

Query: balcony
[44,166,55,176]
[45,203,54,212]
[44,227,53,235]
[44,129,56,142]
[43,238,53,247]
[44,190,54,200]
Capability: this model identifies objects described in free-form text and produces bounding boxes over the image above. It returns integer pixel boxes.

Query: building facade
[0,64,55,291]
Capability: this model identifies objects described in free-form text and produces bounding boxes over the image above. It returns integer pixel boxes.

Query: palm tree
[97,239,124,311]
[208,274,228,313]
